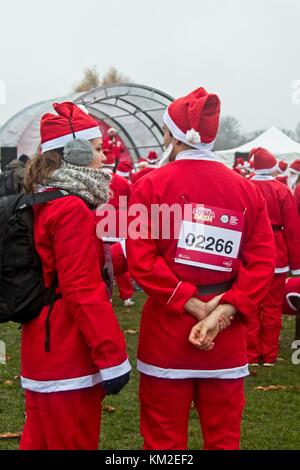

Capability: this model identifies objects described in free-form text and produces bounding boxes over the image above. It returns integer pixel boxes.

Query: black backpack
[0,190,70,327]
[0,170,16,197]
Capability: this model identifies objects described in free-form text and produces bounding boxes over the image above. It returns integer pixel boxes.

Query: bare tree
[280,128,295,140]
[73,66,131,92]
[102,66,131,85]
[74,66,101,92]
[214,115,244,150]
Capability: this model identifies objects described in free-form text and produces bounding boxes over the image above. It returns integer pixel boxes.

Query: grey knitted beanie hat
[63,138,94,166]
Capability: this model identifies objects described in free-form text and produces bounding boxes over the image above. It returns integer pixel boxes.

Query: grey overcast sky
[0,0,299,132]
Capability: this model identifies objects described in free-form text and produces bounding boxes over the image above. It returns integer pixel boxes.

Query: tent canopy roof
[217,126,300,166]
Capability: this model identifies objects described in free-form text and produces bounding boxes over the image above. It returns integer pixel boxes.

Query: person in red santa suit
[103,127,125,167]
[288,160,300,213]
[288,159,300,192]
[126,87,276,450]
[276,160,289,186]
[116,160,134,182]
[246,148,300,366]
[101,152,135,307]
[20,103,131,450]
[132,151,161,183]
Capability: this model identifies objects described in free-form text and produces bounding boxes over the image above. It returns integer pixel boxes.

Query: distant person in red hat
[132,150,161,183]
[247,148,300,366]
[288,159,300,191]
[116,160,133,180]
[103,127,125,168]
[127,87,275,450]
[276,160,288,186]
[20,102,130,450]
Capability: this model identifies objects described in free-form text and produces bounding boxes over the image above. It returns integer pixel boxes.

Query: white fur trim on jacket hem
[137,360,249,380]
[275,266,289,274]
[21,359,131,393]
[41,127,102,152]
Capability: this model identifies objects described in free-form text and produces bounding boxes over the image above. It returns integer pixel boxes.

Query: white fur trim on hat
[116,170,130,177]
[41,127,102,152]
[254,164,278,175]
[163,109,215,151]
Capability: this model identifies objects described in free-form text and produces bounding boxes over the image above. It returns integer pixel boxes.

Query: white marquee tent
[217,126,300,167]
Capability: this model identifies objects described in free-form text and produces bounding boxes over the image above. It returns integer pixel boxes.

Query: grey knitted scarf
[45,161,111,207]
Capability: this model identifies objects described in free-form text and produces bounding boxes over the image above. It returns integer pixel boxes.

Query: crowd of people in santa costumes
[245,147,300,366]
[10,84,300,451]
[126,87,276,450]
[19,102,131,450]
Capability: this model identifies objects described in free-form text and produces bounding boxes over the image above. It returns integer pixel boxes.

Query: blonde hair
[24,150,63,194]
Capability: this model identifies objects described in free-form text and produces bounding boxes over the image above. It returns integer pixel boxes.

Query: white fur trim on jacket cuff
[291,269,300,276]
[100,359,131,381]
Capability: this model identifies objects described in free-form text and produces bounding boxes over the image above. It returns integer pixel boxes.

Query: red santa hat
[103,148,116,167]
[289,159,300,174]
[251,147,278,175]
[116,160,133,177]
[236,157,245,166]
[40,102,101,153]
[146,151,160,164]
[278,160,288,174]
[108,127,117,135]
[163,87,220,150]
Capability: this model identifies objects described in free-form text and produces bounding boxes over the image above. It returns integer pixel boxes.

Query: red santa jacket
[127,150,275,380]
[103,137,124,160]
[99,172,132,242]
[131,166,156,183]
[21,195,130,393]
[251,175,300,274]
[294,184,300,214]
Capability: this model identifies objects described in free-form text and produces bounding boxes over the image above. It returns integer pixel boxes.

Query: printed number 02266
[185,233,234,255]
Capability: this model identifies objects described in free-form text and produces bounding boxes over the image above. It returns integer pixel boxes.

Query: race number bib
[175,204,245,272]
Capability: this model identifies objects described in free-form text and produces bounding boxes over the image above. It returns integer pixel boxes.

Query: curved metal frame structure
[75,84,174,160]
[0,84,174,161]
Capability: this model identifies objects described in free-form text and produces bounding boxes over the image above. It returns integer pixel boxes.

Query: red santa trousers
[247,273,286,364]
[115,272,134,300]
[20,385,104,450]
[139,374,245,450]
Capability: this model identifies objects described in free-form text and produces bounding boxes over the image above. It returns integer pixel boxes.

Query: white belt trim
[137,359,249,380]
[275,266,289,274]
[21,359,131,393]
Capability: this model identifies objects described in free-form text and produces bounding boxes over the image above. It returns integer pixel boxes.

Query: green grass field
[0,292,299,450]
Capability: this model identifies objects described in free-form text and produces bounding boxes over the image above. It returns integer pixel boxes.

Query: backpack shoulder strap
[15,190,70,212]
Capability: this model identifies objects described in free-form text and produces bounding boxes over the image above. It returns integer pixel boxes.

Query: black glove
[102,371,130,395]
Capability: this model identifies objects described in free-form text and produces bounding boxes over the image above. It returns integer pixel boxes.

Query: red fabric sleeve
[220,190,276,323]
[47,196,129,376]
